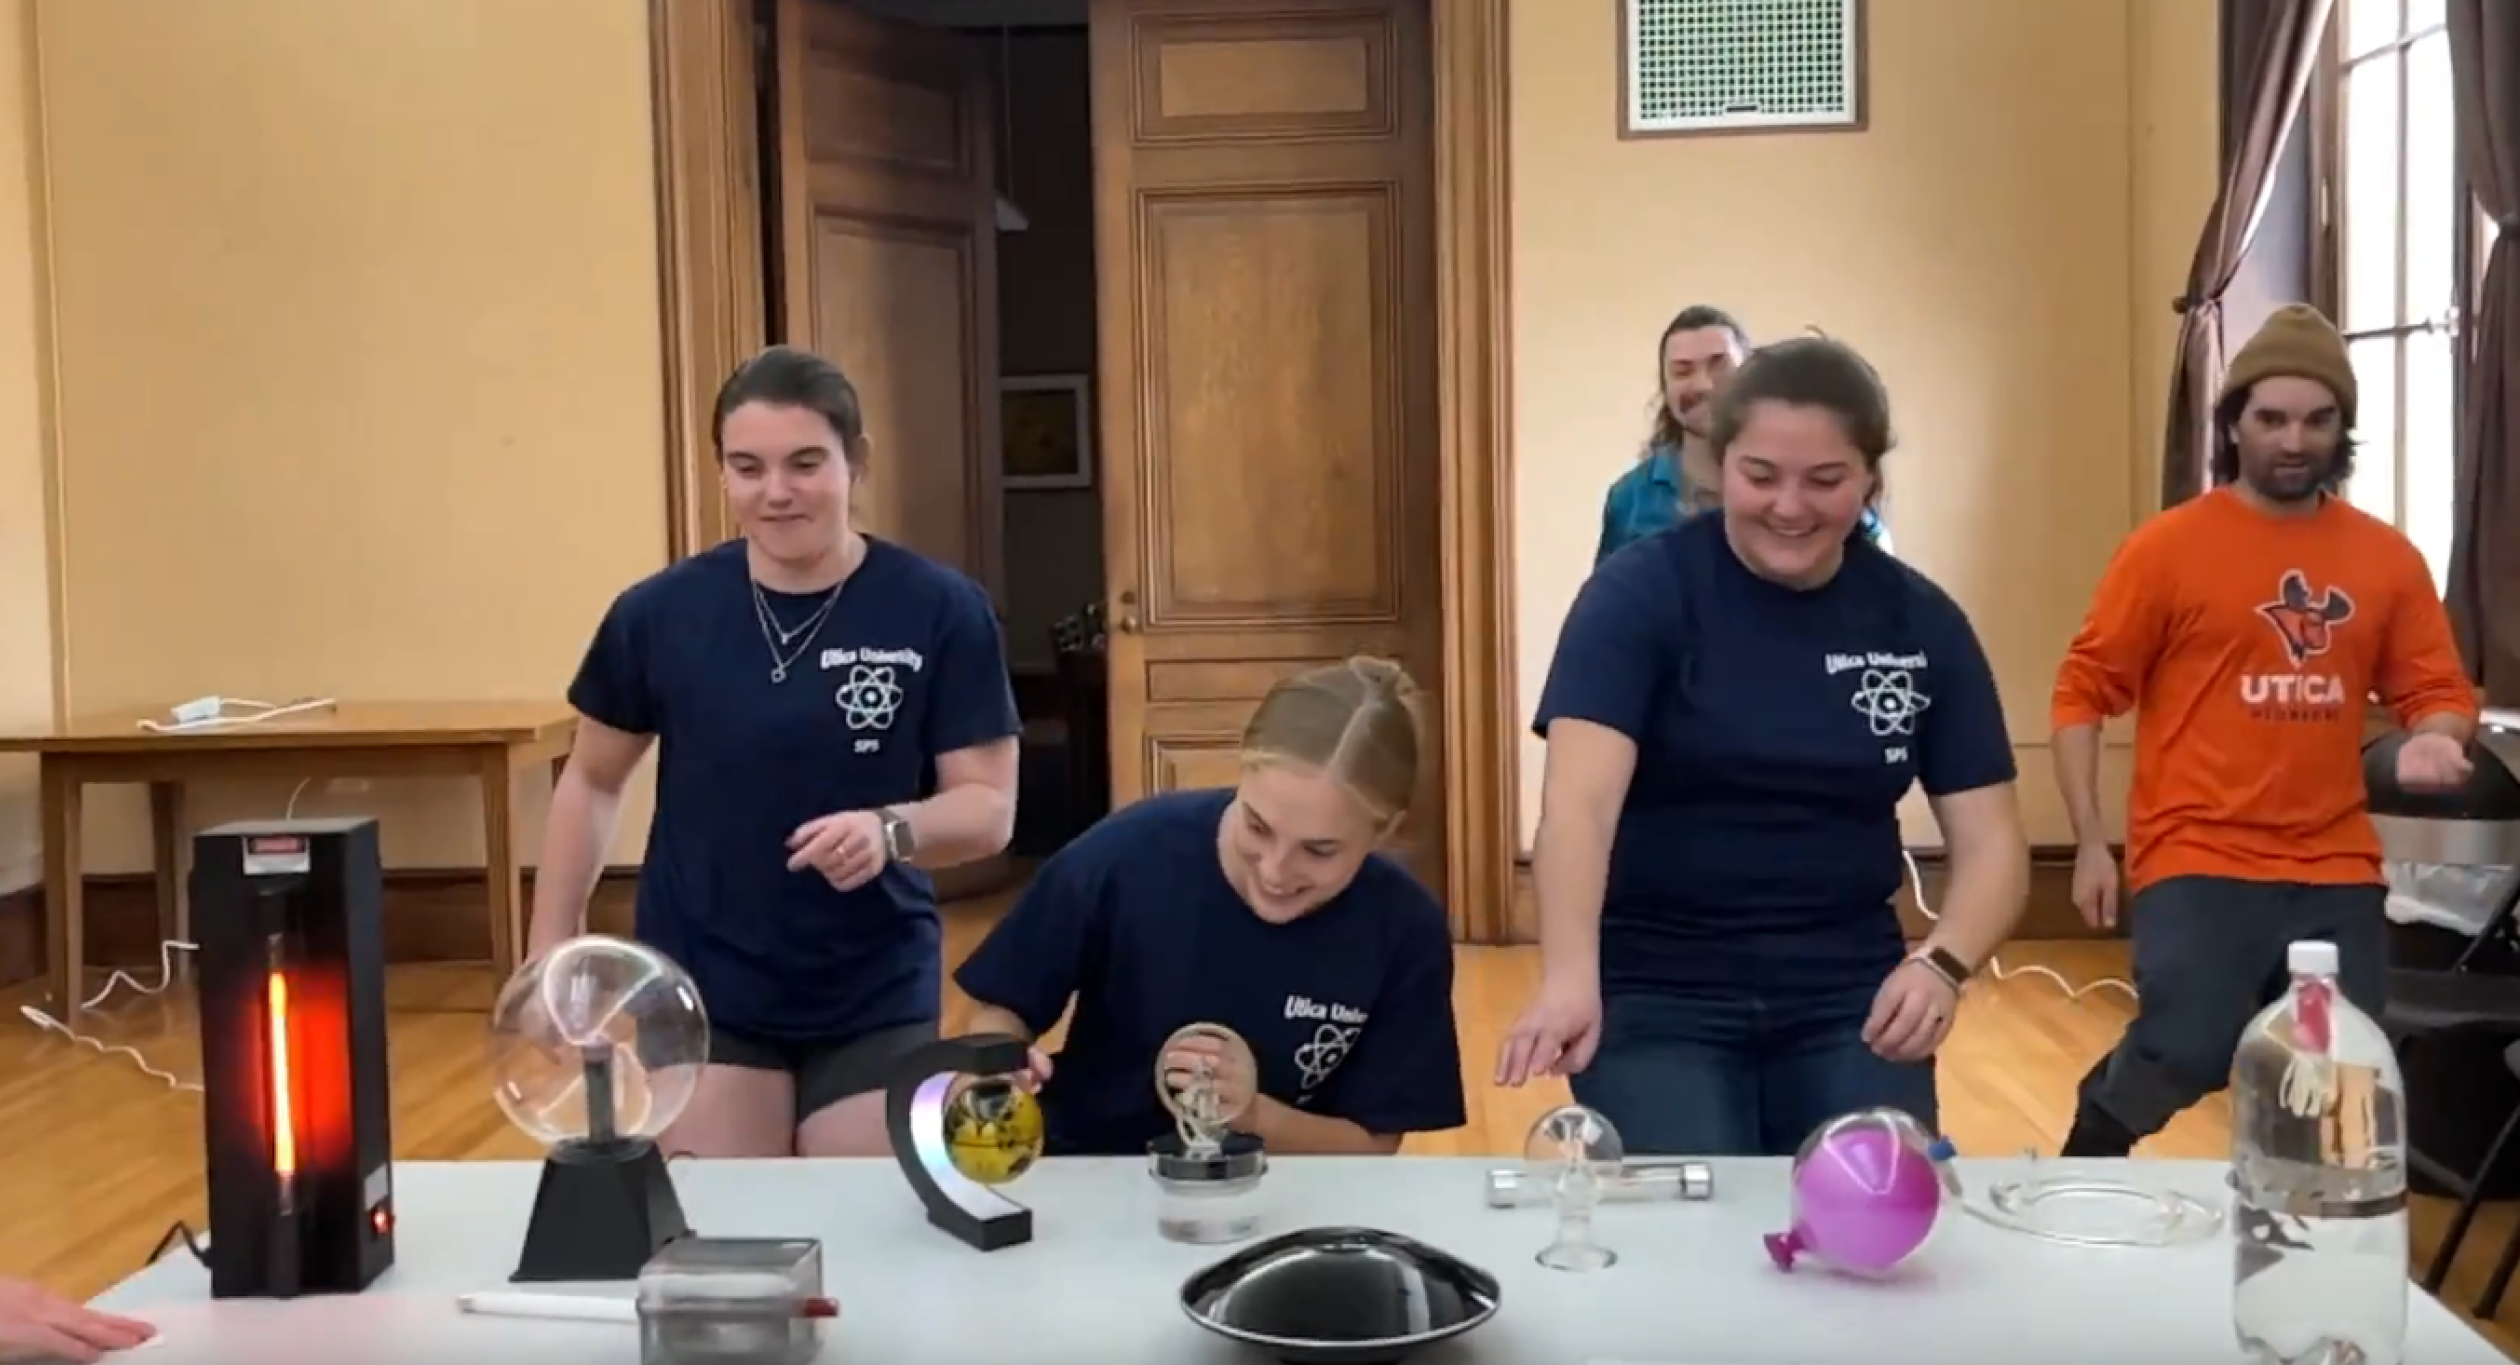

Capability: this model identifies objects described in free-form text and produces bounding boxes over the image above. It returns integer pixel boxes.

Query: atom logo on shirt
[2256,570,2355,665]
[1847,666,1932,738]
[1293,1023,1360,1092]
[835,664,904,732]
[1283,993,1368,1094]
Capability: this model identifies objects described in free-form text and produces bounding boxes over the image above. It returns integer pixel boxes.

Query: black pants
[708,1019,939,1120]
[2075,875,2389,1145]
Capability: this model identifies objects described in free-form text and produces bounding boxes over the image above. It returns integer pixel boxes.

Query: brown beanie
[2219,303,2359,428]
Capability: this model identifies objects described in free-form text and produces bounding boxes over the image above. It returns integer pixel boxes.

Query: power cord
[17,779,329,1088]
[138,695,338,734]
[145,1221,210,1270]
[1901,848,2136,1002]
[16,938,203,1091]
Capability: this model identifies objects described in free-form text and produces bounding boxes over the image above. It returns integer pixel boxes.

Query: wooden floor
[5,897,2515,1356]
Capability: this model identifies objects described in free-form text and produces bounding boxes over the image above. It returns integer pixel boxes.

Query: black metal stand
[884,1033,1035,1253]
[511,1137,690,1282]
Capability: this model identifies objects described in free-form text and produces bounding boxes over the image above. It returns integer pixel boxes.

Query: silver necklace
[751,578,845,683]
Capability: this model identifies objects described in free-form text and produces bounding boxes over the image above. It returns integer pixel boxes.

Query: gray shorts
[2077,874,2389,1140]
[708,1019,939,1120]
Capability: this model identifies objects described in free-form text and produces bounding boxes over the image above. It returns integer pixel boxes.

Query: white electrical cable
[138,695,338,734]
[17,938,202,1092]
[1902,847,2136,1002]
[15,780,321,1090]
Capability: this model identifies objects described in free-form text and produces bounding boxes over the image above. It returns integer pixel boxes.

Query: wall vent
[1620,0,1866,138]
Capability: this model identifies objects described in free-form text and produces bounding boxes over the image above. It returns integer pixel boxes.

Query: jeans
[1568,983,1937,1157]
[2075,875,2388,1143]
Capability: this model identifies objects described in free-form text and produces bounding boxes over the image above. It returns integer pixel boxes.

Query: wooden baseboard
[0,857,1026,988]
[1503,844,2115,945]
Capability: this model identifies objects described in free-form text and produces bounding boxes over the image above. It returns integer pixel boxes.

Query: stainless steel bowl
[1178,1226,1502,1365]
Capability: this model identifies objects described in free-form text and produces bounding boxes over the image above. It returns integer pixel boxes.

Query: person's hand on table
[0,1277,154,1363]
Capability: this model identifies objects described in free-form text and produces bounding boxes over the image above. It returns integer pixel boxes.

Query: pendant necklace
[752,577,846,683]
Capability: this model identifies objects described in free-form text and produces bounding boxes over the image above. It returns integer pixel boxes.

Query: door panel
[1091,0,1445,894]
[773,0,1001,591]
[771,0,1007,897]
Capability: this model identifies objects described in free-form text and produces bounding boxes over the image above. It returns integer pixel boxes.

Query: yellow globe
[943,1076,1045,1186]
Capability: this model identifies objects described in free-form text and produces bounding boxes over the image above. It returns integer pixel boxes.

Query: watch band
[1911,946,1972,991]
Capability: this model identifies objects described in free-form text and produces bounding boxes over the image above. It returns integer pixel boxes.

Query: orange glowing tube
[267,969,298,1182]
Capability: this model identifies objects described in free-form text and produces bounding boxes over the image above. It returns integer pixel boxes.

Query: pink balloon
[1764,1123,1943,1274]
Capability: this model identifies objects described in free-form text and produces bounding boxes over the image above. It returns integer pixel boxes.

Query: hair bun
[1345,655,1422,703]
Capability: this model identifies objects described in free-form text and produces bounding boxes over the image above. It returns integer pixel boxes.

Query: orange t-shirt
[2051,487,2478,893]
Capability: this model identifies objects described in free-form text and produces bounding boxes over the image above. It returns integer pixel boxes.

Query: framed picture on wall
[1000,374,1096,491]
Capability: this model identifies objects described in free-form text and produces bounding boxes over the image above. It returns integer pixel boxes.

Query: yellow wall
[0,0,2227,889]
[10,0,667,883]
[0,0,53,893]
[1508,0,2223,850]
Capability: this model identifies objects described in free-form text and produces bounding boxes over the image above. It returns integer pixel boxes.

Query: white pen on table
[457,1292,638,1325]
[456,1291,839,1324]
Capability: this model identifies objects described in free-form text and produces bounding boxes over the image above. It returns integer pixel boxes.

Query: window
[2325,0,2472,593]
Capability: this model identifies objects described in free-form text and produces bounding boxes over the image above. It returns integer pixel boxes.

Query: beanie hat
[2219,303,2358,429]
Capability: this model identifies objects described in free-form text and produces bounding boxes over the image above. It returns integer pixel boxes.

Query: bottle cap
[2288,940,2340,977]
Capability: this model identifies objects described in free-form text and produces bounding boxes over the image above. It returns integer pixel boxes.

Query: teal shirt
[1595,443,1889,566]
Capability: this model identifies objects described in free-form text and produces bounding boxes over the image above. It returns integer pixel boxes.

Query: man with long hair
[1595,307,1887,565]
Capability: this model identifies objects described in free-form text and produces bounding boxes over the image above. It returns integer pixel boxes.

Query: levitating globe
[942,1076,1045,1186]
[486,935,709,1150]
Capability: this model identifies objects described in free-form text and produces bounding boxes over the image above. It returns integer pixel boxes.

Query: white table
[88,1156,2509,1365]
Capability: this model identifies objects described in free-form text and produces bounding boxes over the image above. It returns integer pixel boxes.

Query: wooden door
[772,0,1001,592]
[1089,0,1446,892]
[770,0,1008,896]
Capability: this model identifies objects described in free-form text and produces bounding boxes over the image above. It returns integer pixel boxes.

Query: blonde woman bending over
[955,658,1466,1156]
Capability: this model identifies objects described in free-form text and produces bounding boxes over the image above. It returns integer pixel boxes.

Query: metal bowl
[1178,1226,1502,1365]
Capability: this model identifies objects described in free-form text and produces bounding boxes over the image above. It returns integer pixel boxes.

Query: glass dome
[487,935,709,1149]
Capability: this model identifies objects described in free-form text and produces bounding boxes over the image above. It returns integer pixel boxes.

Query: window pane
[2405,34,2456,323]
[2343,336,2400,524]
[2342,58,2403,332]
[2344,0,2404,58]
[2403,329,2456,593]
[2406,0,2444,32]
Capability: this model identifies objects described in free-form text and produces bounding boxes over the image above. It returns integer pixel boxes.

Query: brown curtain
[2445,0,2520,703]
[2158,0,2336,507]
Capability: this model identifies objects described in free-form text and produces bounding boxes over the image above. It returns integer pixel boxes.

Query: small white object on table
[86,1156,2508,1365]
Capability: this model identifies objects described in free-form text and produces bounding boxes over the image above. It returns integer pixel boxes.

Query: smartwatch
[878,808,918,864]
[1911,946,1974,991]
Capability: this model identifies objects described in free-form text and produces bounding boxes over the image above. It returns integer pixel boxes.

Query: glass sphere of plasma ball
[486,934,709,1149]
[943,1076,1046,1186]
[1522,1104,1624,1273]
[1155,1022,1258,1144]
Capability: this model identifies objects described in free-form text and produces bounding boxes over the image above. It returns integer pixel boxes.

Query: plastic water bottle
[2229,939,2410,1365]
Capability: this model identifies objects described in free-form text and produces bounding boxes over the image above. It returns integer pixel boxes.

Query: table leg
[479,749,520,982]
[148,782,189,978]
[39,760,83,1017]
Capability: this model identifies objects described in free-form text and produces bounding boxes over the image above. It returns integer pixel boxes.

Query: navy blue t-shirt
[569,537,1019,1042]
[1533,517,2015,995]
[953,789,1466,1156]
